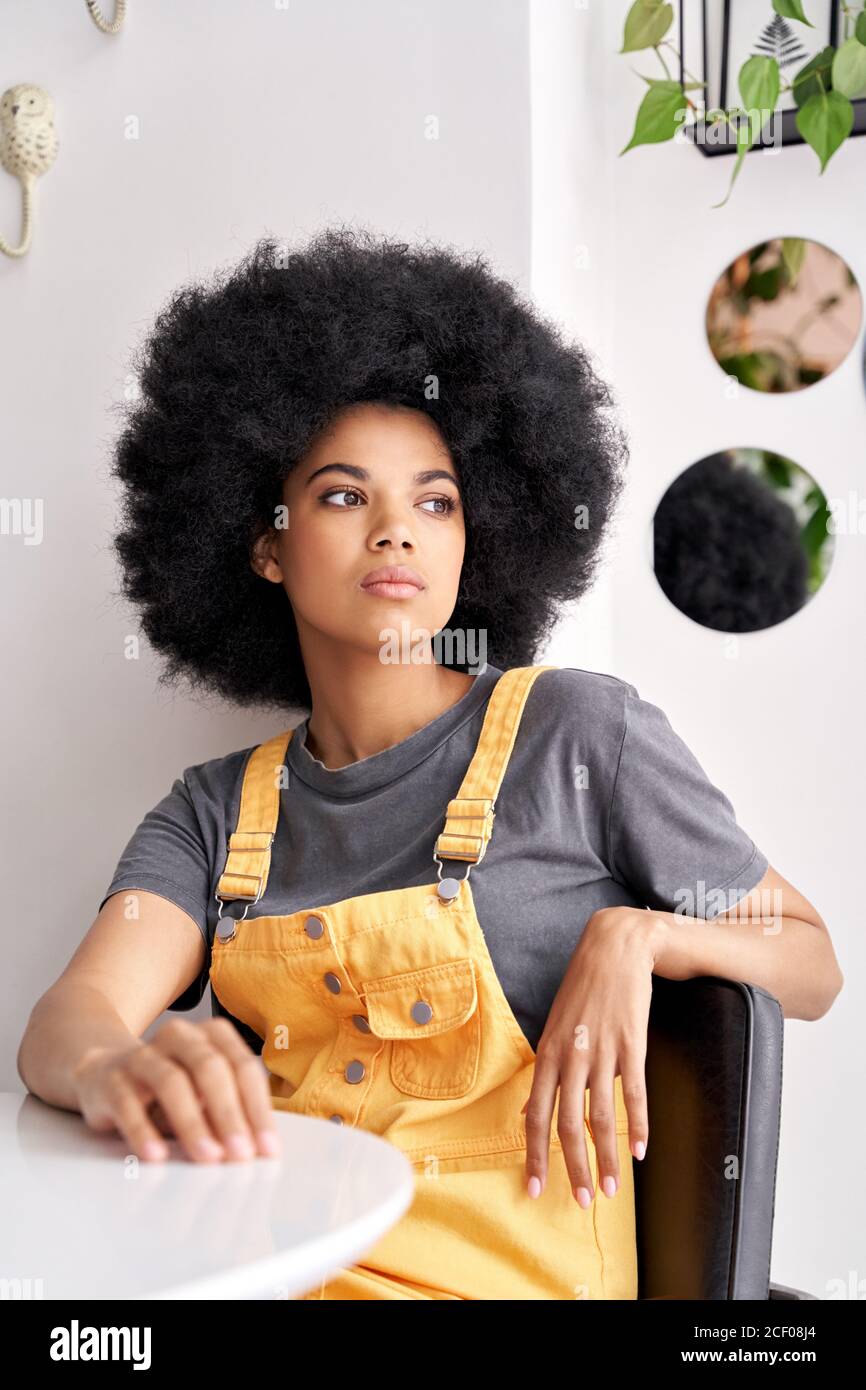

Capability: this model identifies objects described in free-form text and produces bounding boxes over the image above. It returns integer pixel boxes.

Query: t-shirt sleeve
[607,682,769,918]
[98,774,213,1012]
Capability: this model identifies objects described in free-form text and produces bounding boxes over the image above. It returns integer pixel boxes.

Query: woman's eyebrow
[304,462,460,488]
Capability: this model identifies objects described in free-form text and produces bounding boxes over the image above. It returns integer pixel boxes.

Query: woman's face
[251,402,466,662]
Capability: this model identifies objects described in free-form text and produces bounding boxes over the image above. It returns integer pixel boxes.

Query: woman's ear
[249,528,282,584]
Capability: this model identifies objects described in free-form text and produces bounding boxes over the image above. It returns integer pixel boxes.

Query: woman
[17,226,842,1301]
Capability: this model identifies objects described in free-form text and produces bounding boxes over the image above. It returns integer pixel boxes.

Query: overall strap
[215,728,294,903]
[433,664,558,866]
[216,663,559,900]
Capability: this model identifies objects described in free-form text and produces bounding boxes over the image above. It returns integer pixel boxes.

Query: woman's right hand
[71,1016,282,1164]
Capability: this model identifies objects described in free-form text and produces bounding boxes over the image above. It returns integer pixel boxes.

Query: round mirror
[705,237,862,393]
[652,447,834,633]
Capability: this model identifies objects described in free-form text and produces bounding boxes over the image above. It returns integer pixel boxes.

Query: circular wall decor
[652,447,834,633]
[705,237,862,393]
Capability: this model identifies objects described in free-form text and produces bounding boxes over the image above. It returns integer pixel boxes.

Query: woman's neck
[303,660,477,770]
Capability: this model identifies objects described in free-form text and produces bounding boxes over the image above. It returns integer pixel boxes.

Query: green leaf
[792,47,835,106]
[796,89,855,171]
[712,54,781,205]
[857,12,866,46]
[781,237,807,285]
[620,80,685,152]
[742,266,785,300]
[832,37,866,98]
[712,114,755,208]
[620,0,674,53]
[739,54,781,118]
[764,453,793,488]
[772,0,814,26]
[801,502,831,577]
[636,73,705,91]
[717,351,789,390]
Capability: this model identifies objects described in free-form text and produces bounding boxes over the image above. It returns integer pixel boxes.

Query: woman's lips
[360,580,423,599]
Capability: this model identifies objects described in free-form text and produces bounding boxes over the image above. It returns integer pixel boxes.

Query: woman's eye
[419,496,458,515]
[321,488,363,507]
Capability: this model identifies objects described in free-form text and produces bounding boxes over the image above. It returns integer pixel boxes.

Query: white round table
[0,1091,415,1299]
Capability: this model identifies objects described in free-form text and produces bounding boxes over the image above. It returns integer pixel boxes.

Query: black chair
[635,976,817,1300]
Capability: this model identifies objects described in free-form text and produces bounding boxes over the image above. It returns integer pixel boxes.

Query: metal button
[344,1060,365,1084]
[304,915,324,938]
[352,1014,371,1033]
[411,999,434,1025]
[329,1114,344,1125]
[216,920,237,943]
[437,877,461,902]
[324,972,342,994]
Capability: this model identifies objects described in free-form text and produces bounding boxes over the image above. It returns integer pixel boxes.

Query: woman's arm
[522,863,841,1202]
[627,863,843,1021]
[17,890,207,1110]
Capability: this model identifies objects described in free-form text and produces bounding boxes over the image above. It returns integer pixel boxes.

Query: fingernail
[633,1140,646,1161]
[193,1136,223,1161]
[602,1175,617,1198]
[142,1140,168,1162]
[257,1129,282,1156]
[527,1175,541,1198]
[575,1186,592,1208]
[226,1133,255,1160]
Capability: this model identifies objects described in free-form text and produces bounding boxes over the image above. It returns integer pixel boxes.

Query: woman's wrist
[584,904,663,971]
[19,987,140,1111]
[70,1042,125,1087]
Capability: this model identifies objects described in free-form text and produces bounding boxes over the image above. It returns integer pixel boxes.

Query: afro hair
[109,223,629,713]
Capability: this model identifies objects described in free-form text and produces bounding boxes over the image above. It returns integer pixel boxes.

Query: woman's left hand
[521,906,655,1206]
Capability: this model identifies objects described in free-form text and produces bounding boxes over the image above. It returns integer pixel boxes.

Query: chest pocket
[362,958,481,1100]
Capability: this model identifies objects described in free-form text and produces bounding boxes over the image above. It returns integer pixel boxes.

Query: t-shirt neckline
[286,663,503,798]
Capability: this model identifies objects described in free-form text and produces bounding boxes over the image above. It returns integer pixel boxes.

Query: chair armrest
[769,1281,819,1301]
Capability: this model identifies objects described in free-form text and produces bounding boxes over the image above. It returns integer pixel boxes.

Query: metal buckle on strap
[213,896,251,944]
[216,831,275,904]
[432,851,472,905]
[435,801,495,862]
[433,851,472,882]
[432,798,496,904]
[437,800,494,845]
[435,832,486,856]
[216,872,267,900]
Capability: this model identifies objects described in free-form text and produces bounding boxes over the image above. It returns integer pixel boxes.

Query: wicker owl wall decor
[85,1,127,35]
[1,5,125,257]
[0,85,59,259]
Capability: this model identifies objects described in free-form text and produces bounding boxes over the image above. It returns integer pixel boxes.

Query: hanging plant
[620,0,866,206]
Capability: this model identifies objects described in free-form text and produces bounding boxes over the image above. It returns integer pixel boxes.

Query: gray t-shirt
[99,664,769,1052]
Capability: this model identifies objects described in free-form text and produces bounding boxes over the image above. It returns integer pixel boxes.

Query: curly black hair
[108,223,629,713]
[652,451,811,633]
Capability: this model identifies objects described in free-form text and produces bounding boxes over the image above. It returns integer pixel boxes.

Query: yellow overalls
[209,664,638,1300]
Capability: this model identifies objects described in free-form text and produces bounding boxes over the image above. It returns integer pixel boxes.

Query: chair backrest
[634,975,783,1300]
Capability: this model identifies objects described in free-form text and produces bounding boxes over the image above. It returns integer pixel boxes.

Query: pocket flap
[362,958,478,1040]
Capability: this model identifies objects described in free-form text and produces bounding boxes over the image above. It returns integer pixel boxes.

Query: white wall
[529,0,617,674]
[531,0,864,1299]
[1,0,530,1055]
